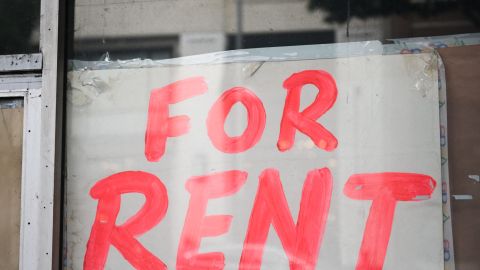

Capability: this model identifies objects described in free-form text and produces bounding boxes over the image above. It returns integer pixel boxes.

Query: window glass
[70,0,479,60]
[0,0,40,55]
[65,1,480,269]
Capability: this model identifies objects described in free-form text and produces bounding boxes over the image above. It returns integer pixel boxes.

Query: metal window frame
[0,0,65,269]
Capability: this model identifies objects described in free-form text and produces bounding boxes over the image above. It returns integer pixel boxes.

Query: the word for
[144,70,338,161]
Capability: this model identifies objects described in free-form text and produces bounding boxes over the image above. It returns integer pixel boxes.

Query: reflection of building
[73,0,478,60]
[73,0,341,60]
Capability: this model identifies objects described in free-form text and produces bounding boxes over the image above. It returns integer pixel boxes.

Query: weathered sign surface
[65,53,442,269]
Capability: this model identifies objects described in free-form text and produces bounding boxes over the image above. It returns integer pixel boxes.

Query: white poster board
[65,53,442,269]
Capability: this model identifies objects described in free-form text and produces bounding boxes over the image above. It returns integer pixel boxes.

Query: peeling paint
[452,195,473,200]
[67,69,119,107]
[243,62,264,78]
[468,175,480,183]
[404,53,437,98]
[0,54,42,72]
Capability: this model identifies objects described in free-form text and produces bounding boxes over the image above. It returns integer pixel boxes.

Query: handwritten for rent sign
[65,53,443,270]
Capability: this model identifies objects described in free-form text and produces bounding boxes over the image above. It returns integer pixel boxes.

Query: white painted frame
[34,0,64,269]
[0,0,64,269]
[0,88,43,269]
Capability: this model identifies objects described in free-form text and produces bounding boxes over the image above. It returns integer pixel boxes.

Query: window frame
[0,0,65,269]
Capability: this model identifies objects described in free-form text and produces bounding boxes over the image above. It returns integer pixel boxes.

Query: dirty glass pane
[66,0,480,270]
[70,0,480,61]
[0,98,23,270]
[0,0,40,55]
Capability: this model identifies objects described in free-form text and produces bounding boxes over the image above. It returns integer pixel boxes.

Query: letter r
[84,171,168,270]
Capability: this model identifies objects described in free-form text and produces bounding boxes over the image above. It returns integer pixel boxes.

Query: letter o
[206,87,266,153]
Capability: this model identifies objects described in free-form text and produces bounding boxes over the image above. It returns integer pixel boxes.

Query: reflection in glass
[70,0,479,61]
[0,0,40,55]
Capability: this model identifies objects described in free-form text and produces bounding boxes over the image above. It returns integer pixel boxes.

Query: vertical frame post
[23,0,67,269]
